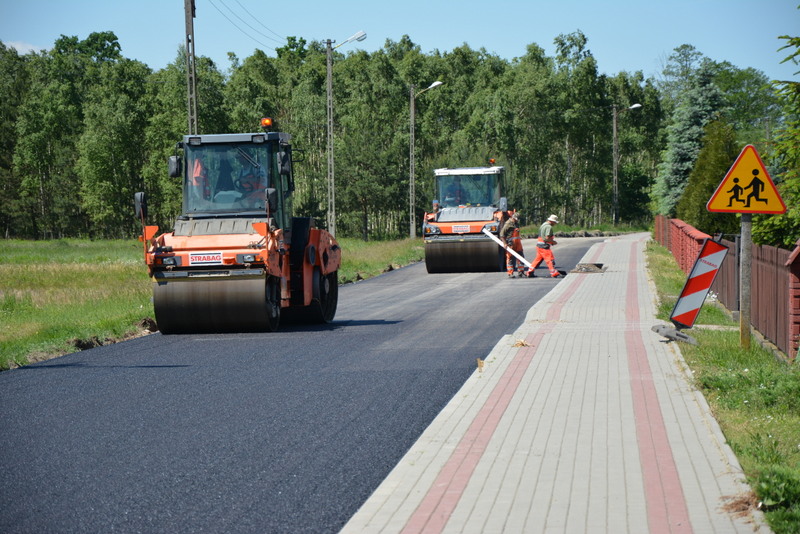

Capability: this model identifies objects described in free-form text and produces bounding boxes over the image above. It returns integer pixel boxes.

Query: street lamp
[611,103,642,225]
[326,30,366,237]
[409,80,444,238]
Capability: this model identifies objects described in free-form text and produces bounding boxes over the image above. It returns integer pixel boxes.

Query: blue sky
[1,0,798,82]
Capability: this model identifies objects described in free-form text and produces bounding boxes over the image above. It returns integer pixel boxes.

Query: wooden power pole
[184,0,198,135]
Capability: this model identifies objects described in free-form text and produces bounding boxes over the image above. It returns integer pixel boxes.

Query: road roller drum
[153,274,281,334]
[424,239,503,273]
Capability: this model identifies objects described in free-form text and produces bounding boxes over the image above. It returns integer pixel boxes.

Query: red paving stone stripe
[625,241,693,534]
[400,258,593,534]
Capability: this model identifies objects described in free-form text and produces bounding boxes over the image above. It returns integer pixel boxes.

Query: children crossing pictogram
[743,169,768,207]
[707,145,786,214]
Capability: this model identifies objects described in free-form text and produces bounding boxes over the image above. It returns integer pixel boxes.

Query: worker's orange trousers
[531,246,557,274]
[505,240,525,275]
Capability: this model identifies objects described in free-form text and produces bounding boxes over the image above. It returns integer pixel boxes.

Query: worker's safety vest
[191,159,211,200]
[506,227,522,251]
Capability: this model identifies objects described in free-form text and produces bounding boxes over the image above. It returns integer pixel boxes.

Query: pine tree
[653,62,724,216]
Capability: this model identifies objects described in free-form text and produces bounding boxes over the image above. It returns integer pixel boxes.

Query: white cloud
[4,41,46,55]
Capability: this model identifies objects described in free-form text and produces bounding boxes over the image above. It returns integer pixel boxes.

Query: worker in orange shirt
[500,212,525,278]
[526,214,560,278]
[190,156,211,201]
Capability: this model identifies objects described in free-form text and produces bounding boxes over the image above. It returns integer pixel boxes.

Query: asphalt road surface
[0,237,602,533]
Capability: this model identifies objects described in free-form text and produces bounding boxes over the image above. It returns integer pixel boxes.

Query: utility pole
[408,81,443,238]
[184,0,198,135]
[326,39,336,236]
[611,103,642,225]
[409,84,416,239]
[612,105,619,226]
[325,31,365,237]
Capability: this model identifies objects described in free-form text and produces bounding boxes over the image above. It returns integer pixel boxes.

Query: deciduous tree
[78,58,151,237]
[0,43,30,237]
[754,34,800,248]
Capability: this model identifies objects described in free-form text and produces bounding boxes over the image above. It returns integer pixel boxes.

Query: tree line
[0,30,797,246]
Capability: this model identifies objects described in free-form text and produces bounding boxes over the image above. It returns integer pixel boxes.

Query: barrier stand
[653,235,728,346]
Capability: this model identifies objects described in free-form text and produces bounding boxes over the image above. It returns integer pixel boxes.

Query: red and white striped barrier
[670,238,728,329]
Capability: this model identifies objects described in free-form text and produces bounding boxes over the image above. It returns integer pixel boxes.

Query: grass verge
[646,241,800,533]
[338,237,424,284]
[0,237,425,370]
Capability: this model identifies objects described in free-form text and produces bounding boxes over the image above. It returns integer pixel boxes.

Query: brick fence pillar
[786,240,800,361]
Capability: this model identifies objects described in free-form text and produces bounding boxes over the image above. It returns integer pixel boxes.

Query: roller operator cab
[422,166,512,273]
[135,122,341,334]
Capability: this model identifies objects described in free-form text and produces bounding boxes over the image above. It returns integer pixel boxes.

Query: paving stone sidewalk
[343,232,769,534]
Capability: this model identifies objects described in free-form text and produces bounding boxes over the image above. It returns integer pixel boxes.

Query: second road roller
[422,164,514,273]
[135,118,340,334]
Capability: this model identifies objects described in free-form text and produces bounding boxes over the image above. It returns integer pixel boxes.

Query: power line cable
[233,0,285,42]
[206,0,276,51]
[217,0,285,45]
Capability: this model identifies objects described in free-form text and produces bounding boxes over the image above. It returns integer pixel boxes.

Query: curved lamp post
[326,30,366,237]
[409,80,444,238]
[611,103,642,225]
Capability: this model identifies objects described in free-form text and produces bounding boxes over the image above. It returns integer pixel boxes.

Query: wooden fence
[653,215,800,361]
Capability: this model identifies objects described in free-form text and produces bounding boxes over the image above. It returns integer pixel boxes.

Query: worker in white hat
[526,214,560,278]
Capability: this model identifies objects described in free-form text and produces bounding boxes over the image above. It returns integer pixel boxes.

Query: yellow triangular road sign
[707,145,786,214]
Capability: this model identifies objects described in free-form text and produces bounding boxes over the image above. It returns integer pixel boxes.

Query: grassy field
[0,237,425,370]
[337,237,424,284]
[0,239,152,369]
[646,241,800,532]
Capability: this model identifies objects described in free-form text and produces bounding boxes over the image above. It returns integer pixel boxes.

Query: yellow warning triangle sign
[707,145,786,214]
